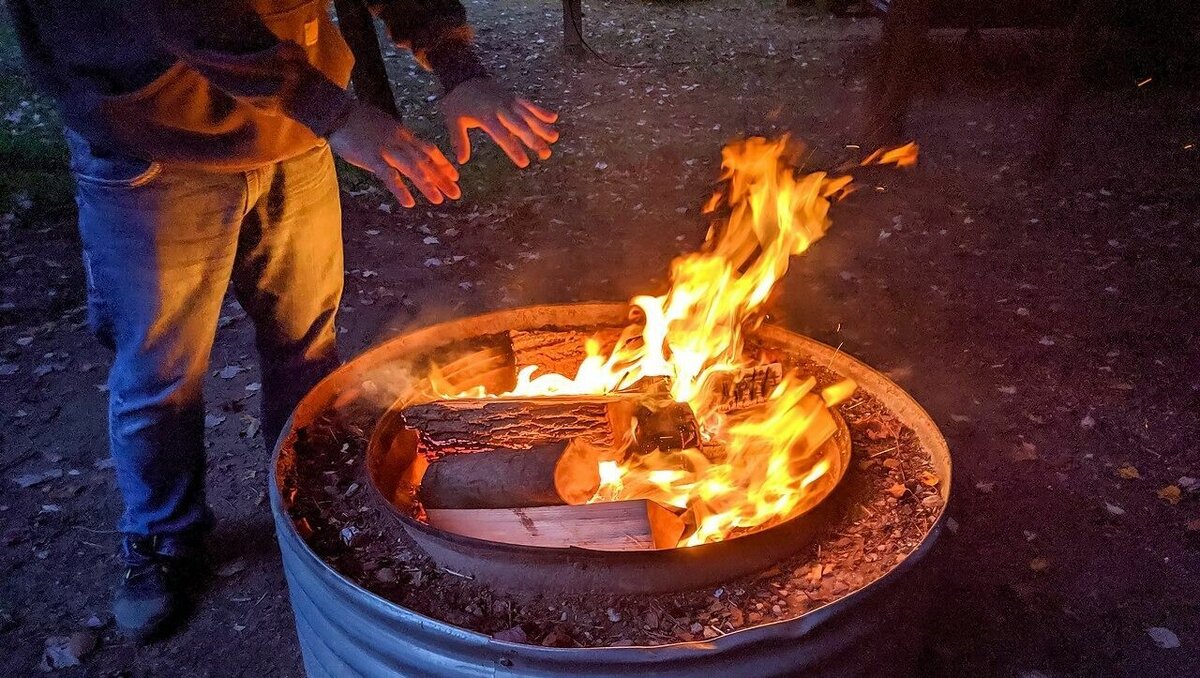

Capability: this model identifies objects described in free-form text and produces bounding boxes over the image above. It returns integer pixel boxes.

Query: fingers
[481,120,530,168]
[449,119,472,165]
[382,168,416,209]
[517,98,559,124]
[381,144,461,207]
[497,110,552,161]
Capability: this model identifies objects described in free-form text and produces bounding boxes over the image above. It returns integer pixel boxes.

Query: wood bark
[418,440,601,509]
[715,362,783,412]
[402,395,635,458]
[425,499,685,550]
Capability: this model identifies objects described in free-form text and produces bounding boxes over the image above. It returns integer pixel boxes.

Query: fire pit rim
[270,301,952,658]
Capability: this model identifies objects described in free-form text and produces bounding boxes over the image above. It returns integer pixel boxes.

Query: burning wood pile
[390,136,917,552]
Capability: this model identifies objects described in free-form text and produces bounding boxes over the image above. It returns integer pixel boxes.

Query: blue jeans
[69,132,344,538]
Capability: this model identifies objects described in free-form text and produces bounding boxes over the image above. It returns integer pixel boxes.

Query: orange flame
[435,136,916,545]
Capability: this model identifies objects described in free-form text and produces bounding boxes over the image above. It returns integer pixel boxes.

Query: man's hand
[439,78,559,168]
[329,102,461,208]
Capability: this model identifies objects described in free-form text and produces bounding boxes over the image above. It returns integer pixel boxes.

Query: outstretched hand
[439,78,559,168]
[329,102,461,208]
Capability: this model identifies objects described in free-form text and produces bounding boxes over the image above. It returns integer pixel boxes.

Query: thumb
[450,119,471,165]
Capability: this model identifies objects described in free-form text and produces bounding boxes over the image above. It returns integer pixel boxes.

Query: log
[634,401,702,452]
[418,440,601,510]
[425,499,685,550]
[715,363,783,412]
[507,328,624,378]
[402,395,636,459]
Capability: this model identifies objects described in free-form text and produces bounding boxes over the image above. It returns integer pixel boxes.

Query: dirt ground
[1,1,1198,677]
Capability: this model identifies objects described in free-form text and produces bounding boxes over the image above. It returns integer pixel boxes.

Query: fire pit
[270,138,949,677]
[361,313,855,595]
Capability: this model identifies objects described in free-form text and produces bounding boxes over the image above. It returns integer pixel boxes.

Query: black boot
[113,534,205,643]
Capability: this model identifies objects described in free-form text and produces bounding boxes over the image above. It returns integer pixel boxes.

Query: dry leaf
[918,471,940,487]
[1011,442,1038,461]
[887,483,907,499]
[1157,485,1182,505]
[1116,465,1140,480]
[1146,626,1180,649]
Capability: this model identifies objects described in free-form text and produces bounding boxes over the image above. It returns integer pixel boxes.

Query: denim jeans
[69,132,344,538]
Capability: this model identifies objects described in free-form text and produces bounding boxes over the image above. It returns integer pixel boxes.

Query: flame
[434,136,916,545]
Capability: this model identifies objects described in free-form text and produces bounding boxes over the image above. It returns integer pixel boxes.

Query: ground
[1,1,1198,676]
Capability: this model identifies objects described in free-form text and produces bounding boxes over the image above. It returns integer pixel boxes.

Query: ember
[415,136,918,546]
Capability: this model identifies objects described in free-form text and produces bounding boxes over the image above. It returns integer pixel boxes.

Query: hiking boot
[113,534,205,642]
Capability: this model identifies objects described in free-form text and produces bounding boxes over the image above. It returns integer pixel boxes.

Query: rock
[375,567,397,583]
[606,608,621,623]
[40,631,97,670]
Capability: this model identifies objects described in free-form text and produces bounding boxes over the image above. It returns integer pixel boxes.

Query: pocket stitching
[75,162,162,188]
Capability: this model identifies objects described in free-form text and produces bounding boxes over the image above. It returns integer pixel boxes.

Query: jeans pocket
[66,130,161,188]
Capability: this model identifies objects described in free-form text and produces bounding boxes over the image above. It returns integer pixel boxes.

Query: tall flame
[436,136,916,545]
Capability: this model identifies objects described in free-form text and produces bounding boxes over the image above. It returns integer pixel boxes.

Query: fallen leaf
[1157,485,1182,505]
[1116,465,1140,480]
[244,382,261,393]
[887,483,907,499]
[40,631,97,670]
[216,560,246,577]
[1029,557,1050,572]
[1011,442,1038,461]
[1177,476,1199,494]
[204,413,226,429]
[1146,626,1180,649]
[215,365,244,379]
[1105,502,1126,516]
[493,625,527,643]
[918,471,940,487]
[12,468,63,488]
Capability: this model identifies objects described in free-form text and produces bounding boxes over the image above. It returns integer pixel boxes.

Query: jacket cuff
[425,38,490,94]
[289,67,358,137]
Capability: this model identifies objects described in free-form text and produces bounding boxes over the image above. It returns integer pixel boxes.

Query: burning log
[507,328,624,377]
[401,395,636,459]
[418,440,601,510]
[424,499,685,551]
[715,363,783,412]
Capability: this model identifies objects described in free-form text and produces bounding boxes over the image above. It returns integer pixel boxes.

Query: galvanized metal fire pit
[270,303,951,678]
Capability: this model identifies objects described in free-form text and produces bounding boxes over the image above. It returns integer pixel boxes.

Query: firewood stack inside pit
[381,327,812,553]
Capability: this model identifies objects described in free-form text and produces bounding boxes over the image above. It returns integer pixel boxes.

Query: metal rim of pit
[270,302,952,677]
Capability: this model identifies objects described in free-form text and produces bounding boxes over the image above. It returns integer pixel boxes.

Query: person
[10,0,558,641]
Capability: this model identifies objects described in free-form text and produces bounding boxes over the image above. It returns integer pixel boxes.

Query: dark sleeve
[365,0,490,92]
[123,1,356,137]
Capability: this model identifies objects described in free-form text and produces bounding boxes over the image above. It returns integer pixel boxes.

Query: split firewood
[401,395,638,459]
[507,328,625,377]
[714,362,783,412]
[424,499,685,551]
[418,440,601,510]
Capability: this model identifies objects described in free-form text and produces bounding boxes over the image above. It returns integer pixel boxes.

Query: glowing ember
[434,136,916,545]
